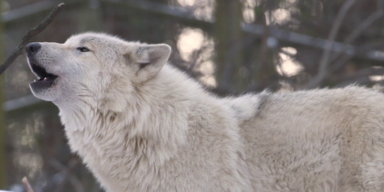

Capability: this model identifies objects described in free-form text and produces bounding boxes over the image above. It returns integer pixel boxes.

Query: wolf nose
[26,43,41,55]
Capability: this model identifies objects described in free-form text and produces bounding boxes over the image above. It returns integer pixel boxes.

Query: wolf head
[26,33,171,107]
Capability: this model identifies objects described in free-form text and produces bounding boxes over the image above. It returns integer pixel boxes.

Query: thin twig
[22,177,35,192]
[328,0,384,71]
[187,44,212,72]
[343,12,383,46]
[55,157,80,192]
[331,41,384,72]
[305,0,358,89]
[49,157,84,192]
[0,3,65,75]
[329,10,383,69]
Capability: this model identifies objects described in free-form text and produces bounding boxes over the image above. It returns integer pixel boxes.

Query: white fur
[27,32,384,192]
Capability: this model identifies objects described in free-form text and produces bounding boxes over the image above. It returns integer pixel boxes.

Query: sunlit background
[2,0,384,191]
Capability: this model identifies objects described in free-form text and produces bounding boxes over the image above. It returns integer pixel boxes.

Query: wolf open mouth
[29,62,58,92]
[30,63,58,82]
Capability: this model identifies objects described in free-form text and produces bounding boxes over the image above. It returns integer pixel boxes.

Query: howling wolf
[26,32,384,192]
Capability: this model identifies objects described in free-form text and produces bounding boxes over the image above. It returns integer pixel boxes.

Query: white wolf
[26,32,384,192]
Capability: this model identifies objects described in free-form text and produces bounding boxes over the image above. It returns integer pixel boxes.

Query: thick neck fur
[56,64,203,165]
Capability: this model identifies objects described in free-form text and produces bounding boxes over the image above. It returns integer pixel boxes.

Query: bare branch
[49,157,84,192]
[22,177,35,192]
[55,157,80,192]
[305,0,358,89]
[103,0,384,62]
[187,44,212,72]
[0,3,65,75]
[344,12,383,45]
[331,41,384,72]
[329,9,384,69]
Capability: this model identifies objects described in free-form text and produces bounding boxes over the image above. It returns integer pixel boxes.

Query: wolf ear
[129,44,171,82]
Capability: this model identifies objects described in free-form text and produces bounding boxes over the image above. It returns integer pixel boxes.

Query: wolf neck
[57,64,203,164]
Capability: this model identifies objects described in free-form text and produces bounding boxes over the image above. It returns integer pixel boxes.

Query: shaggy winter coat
[26,32,384,192]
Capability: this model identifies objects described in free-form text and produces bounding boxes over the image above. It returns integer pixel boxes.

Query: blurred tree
[0,0,6,188]
[214,0,244,92]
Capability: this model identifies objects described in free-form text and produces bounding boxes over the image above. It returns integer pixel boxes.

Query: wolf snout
[26,43,41,55]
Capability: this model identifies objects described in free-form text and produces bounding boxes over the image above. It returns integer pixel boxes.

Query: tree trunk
[214,0,243,91]
[0,0,6,188]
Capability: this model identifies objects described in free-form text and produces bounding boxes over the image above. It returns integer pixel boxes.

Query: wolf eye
[77,47,90,52]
